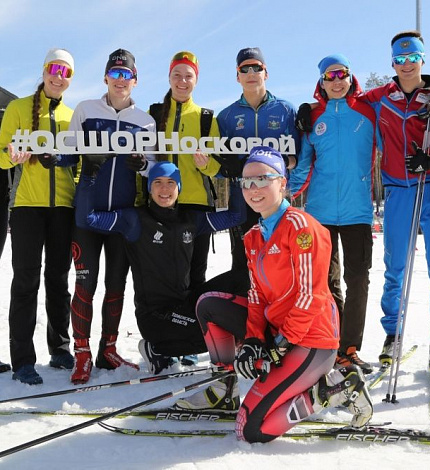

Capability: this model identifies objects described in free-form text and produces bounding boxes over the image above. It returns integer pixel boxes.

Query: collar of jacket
[170,96,195,112]
[258,198,289,241]
[238,90,274,108]
[102,93,136,112]
[148,199,180,223]
[40,89,63,109]
[392,74,430,90]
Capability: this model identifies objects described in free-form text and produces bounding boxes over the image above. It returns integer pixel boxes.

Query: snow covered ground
[0,230,430,470]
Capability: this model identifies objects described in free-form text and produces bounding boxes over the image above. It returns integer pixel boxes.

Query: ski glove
[212,152,243,178]
[405,141,430,173]
[126,154,148,172]
[234,338,265,380]
[37,153,59,169]
[295,103,313,132]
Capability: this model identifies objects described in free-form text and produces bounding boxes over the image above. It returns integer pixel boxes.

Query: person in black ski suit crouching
[80,160,246,374]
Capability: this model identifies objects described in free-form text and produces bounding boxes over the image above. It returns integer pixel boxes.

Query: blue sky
[0,0,428,114]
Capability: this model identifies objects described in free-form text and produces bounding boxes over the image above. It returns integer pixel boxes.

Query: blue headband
[392,36,425,57]
[244,145,286,176]
[148,161,181,193]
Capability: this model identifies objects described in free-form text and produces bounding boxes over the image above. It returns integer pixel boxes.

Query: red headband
[169,58,199,77]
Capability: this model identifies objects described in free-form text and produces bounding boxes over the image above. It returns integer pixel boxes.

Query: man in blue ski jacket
[207,47,300,296]
[290,54,377,374]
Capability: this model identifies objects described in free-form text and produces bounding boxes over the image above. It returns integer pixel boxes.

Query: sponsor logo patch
[388,91,405,101]
[153,230,163,244]
[268,243,281,254]
[315,122,327,136]
[183,231,193,244]
[235,115,245,130]
[268,120,281,130]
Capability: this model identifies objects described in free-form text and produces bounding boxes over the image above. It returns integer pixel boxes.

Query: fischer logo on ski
[335,432,410,443]
[154,411,222,422]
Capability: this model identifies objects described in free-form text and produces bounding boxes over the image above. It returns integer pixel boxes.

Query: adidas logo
[153,230,163,244]
[268,243,281,255]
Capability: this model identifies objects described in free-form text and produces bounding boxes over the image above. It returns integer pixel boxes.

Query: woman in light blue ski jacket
[290,76,376,225]
[290,54,378,370]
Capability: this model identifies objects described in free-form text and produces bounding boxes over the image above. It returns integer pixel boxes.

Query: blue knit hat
[244,146,286,176]
[148,162,181,193]
[318,54,351,83]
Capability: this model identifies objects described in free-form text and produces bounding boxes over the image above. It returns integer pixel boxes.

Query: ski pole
[384,117,430,403]
[0,364,227,405]
[385,173,425,403]
[0,370,233,459]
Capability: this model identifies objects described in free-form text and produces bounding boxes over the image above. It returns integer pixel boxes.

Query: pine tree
[364,72,391,92]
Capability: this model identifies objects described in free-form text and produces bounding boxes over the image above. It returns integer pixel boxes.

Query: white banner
[9,130,296,155]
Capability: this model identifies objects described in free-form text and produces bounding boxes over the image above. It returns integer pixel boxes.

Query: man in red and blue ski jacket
[363,31,430,362]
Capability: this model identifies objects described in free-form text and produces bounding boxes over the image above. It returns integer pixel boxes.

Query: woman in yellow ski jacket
[0,48,76,385]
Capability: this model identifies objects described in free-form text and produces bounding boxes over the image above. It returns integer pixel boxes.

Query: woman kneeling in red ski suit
[176,146,373,443]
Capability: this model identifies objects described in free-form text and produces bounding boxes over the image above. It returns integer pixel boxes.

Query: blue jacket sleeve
[196,180,246,235]
[289,133,314,195]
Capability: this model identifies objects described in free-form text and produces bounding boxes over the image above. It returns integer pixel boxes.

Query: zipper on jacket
[254,98,269,138]
[172,102,182,167]
[403,101,410,186]
[336,102,341,224]
[107,114,121,211]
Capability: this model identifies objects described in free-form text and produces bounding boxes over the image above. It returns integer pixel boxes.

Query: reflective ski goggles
[392,52,425,65]
[44,63,74,79]
[237,64,266,74]
[238,174,283,189]
[321,68,350,82]
[106,68,135,80]
[171,51,199,66]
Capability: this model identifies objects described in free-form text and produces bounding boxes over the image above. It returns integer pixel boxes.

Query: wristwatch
[274,333,293,353]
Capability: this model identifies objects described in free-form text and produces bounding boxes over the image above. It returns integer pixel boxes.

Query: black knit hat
[236,47,265,66]
[105,49,137,78]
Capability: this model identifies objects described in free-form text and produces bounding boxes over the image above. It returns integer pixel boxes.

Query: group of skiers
[0,27,429,443]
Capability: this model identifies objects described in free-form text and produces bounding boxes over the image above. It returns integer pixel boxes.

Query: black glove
[273,333,293,357]
[405,141,430,173]
[234,338,265,379]
[126,154,148,172]
[37,153,59,169]
[212,153,243,178]
[295,103,313,132]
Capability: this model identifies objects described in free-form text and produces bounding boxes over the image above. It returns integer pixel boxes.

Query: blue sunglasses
[392,53,424,65]
[106,68,135,80]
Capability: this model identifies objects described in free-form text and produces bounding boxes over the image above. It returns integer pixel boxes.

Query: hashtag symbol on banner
[11,129,32,152]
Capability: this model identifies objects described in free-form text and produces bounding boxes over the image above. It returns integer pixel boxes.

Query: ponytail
[29,83,44,164]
